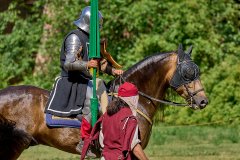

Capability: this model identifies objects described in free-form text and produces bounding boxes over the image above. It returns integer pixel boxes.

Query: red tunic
[80,107,139,160]
[102,107,138,160]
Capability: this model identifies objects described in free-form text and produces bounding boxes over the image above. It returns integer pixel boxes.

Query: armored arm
[64,34,88,72]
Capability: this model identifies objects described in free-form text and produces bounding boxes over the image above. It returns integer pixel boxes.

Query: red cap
[118,82,138,97]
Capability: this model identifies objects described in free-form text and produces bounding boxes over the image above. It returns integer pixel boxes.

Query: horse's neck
[125,53,177,108]
[122,53,177,148]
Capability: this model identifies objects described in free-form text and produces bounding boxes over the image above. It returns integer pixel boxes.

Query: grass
[19,125,240,160]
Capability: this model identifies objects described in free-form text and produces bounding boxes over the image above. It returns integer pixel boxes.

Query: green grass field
[19,125,240,160]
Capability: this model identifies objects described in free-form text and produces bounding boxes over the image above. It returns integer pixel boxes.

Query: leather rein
[110,73,204,125]
[110,47,205,125]
[118,75,201,108]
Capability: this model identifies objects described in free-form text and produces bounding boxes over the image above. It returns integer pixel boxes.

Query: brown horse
[0,45,208,159]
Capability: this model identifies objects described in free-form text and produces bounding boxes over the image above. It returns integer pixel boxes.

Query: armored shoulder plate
[64,34,89,76]
[65,33,81,57]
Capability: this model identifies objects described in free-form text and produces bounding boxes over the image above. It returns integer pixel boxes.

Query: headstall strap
[184,84,204,104]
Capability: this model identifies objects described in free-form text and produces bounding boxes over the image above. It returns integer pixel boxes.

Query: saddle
[46,79,110,128]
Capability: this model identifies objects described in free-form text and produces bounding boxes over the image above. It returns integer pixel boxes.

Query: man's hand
[112,69,124,76]
[87,59,99,68]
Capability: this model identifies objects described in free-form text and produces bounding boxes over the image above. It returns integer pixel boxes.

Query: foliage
[0,1,44,87]
[0,0,239,124]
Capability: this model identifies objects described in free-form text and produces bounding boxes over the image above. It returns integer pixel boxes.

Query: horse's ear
[178,44,183,51]
[178,44,185,62]
[186,45,193,56]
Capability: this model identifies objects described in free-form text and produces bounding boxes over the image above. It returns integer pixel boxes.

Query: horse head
[108,46,209,147]
[169,44,208,109]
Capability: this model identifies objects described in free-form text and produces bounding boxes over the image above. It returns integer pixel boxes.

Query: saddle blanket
[45,113,81,128]
[45,78,111,128]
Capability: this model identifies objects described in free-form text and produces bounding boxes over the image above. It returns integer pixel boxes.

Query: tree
[0,0,239,124]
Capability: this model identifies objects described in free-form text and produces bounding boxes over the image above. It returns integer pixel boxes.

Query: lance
[89,0,100,126]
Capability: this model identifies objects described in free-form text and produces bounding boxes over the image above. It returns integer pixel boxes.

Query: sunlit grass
[19,125,240,160]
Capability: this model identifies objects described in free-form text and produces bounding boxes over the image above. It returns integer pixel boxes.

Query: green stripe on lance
[90,0,100,126]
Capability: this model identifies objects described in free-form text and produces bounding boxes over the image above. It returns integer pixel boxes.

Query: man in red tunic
[81,82,148,160]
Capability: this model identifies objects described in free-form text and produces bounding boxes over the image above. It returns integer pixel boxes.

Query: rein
[138,91,187,107]
[110,76,153,125]
[110,61,204,124]
[109,75,188,125]
[135,108,153,125]
[109,46,205,125]
[118,75,189,107]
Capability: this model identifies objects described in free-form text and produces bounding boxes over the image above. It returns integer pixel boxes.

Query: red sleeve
[122,116,138,158]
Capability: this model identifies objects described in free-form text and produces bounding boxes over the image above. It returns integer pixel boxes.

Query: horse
[0,44,208,159]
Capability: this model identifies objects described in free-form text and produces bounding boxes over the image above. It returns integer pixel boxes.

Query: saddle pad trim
[45,113,81,128]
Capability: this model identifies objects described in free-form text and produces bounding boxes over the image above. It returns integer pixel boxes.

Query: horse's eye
[181,63,199,81]
[183,68,195,80]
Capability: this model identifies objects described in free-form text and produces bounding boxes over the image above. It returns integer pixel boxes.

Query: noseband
[184,84,204,107]
[110,52,204,125]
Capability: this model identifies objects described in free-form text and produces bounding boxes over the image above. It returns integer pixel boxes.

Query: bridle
[184,84,204,108]
[117,58,204,108]
[169,54,204,109]
[110,51,204,125]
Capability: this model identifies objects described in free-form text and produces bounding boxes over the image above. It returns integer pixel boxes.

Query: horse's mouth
[188,101,207,110]
[186,98,198,109]
[186,96,208,110]
[189,103,200,110]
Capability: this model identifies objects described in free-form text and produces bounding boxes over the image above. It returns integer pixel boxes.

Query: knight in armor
[44,6,123,156]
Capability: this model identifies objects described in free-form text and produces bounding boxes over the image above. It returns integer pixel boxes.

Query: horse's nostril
[200,99,208,107]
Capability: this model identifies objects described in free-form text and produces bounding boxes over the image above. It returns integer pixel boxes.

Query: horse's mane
[124,51,175,77]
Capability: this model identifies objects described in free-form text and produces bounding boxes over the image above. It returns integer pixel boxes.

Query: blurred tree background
[0,0,239,124]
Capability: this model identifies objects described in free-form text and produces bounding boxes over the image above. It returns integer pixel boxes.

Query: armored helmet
[73,6,103,34]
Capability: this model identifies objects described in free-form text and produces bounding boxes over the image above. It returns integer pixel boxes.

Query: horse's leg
[0,87,84,157]
[1,91,81,155]
[0,114,33,160]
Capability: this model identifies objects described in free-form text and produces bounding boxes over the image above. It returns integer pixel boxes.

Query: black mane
[124,51,175,78]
